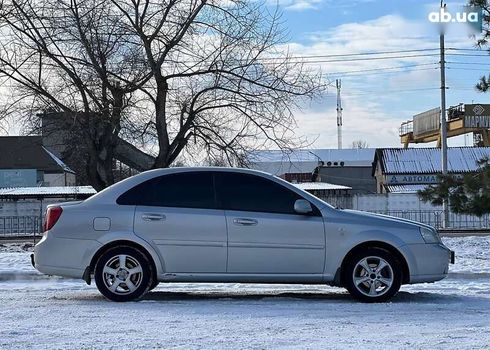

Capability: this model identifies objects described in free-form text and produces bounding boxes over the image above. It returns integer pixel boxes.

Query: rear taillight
[43,206,63,232]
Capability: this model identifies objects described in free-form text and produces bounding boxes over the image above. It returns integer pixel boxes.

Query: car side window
[117,172,216,209]
[216,172,317,215]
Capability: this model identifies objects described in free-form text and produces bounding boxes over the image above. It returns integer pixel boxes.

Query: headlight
[419,227,440,244]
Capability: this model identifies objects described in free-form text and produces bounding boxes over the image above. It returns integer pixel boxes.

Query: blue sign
[387,174,438,185]
[0,169,38,187]
[386,173,463,185]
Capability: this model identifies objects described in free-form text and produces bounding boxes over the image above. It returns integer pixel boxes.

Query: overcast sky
[273,0,490,148]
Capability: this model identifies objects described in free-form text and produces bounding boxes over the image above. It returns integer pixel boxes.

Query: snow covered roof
[249,148,376,175]
[293,182,351,191]
[385,184,430,193]
[251,148,376,166]
[375,147,490,174]
[0,186,96,198]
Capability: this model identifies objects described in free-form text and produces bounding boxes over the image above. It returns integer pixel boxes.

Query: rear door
[119,171,227,273]
[215,172,325,274]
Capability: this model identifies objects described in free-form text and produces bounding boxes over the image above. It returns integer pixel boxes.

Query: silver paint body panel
[33,167,451,285]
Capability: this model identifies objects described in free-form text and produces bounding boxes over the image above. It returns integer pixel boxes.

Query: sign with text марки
[464,104,490,128]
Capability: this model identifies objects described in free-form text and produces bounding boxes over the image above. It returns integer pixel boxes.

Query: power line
[0,48,484,69]
[446,61,490,66]
[0,34,442,59]
[332,63,438,74]
[446,67,490,72]
[445,53,490,57]
[280,53,441,64]
[323,87,441,97]
[322,86,479,98]
[0,54,442,73]
[333,68,438,79]
[447,48,489,52]
[259,48,441,60]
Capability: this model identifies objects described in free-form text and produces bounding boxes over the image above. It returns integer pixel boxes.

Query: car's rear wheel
[94,246,152,302]
[344,247,402,303]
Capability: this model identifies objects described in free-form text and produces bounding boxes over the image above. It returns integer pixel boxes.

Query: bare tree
[351,140,369,149]
[0,0,325,189]
[0,0,152,189]
[112,0,324,167]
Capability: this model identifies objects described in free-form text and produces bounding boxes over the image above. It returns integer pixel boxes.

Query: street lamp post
[440,1,449,228]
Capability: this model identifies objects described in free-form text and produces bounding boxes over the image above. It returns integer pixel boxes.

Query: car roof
[130,166,272,175]
[83,166,329,210]
[84,167,272,204]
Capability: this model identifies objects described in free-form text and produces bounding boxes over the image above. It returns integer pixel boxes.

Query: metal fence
[321,196,353,210]
[371,210,441,228]
[369,210,490,230]
[1,210,490,238]
[0,216,42,238]
[317,193,490,230]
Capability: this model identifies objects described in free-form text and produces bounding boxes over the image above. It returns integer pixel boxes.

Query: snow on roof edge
[0,186,96,196]
[42,146,75,173]
[293,182,352,191]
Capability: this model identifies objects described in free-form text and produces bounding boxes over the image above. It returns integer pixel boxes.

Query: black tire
[343,247,402,303]
[149,280,159,291]
[94,246,152,302]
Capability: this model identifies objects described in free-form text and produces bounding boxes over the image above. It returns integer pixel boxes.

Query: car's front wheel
[94,246,152,302]
[149,280,159,291]
[344,247,402,303]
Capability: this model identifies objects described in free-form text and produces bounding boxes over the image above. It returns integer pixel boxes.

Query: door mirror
[294,199,313,214]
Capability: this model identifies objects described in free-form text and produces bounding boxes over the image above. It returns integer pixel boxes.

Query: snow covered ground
[0,237,489,349]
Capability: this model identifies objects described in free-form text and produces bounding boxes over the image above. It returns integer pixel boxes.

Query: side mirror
[294,199,313,214]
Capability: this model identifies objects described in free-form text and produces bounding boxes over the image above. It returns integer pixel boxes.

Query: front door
[215,172,325,274]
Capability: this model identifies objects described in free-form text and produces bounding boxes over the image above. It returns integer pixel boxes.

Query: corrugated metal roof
[385,184,429,193]
[250,148,376,166]
[0,186,96,197]
[380,147,490,174]
[293,182,351,191]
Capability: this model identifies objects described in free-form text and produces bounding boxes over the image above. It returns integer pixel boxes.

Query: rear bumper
[34,263,86,279]
[33,232,102,279]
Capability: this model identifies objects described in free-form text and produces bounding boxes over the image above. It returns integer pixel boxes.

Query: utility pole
[336,79,343,150]
[440,0,449,228]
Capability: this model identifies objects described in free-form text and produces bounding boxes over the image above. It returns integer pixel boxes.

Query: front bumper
[400,242,453,284]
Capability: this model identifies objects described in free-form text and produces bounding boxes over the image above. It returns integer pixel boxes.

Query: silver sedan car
[32,167,454,302]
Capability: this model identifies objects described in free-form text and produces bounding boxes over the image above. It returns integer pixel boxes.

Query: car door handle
[233,218,258,226]
[141,213,166,221]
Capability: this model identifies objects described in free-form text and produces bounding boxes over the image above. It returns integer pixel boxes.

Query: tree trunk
[153,80,170,168]
[83,115,118,190]
[114,138,155,171]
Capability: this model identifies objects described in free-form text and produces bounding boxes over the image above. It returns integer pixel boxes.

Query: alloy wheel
[352,256,394,297]
[102,254,143,295]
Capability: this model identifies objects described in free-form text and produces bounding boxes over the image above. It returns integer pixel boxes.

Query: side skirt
[157,273,330,284]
